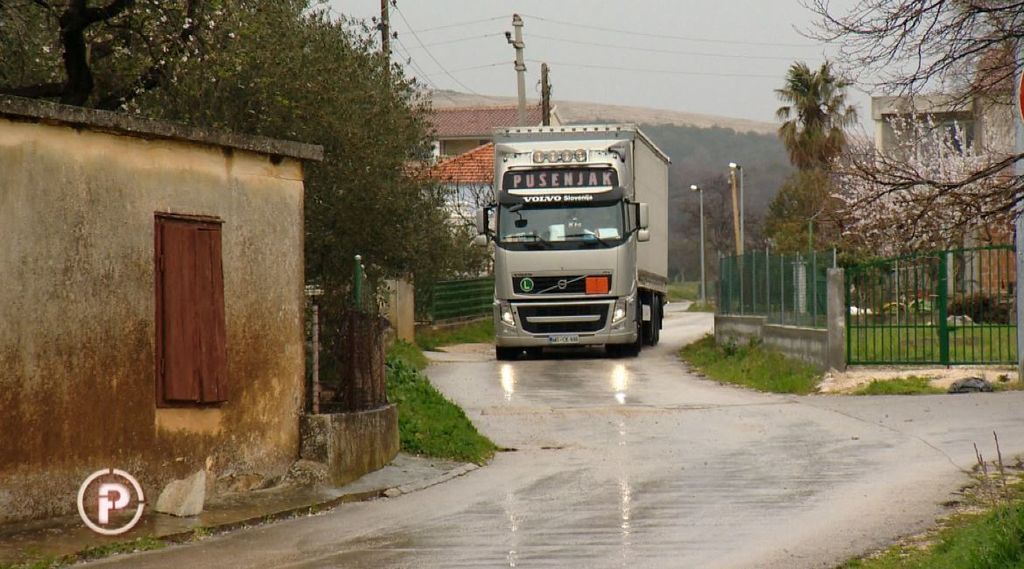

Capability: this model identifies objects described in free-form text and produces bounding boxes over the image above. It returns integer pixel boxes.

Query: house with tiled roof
[431,142,494,185]
[428,104,559,158]
[429,142,495,228]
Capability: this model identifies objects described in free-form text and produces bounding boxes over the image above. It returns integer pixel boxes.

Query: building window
[155,214,227,406]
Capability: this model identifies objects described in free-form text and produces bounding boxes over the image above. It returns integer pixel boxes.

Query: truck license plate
[548,334,580,344]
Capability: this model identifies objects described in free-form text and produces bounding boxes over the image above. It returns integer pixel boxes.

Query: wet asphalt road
[90,304,1024,568]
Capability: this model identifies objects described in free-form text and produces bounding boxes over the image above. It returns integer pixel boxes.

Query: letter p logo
[97,483,131,524]
[78,469,146,535]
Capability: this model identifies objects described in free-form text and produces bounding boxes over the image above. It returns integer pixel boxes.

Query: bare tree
[806,0,1024,227]
[806,1,1022,101]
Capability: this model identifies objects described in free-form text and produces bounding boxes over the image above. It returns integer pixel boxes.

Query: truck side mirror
[637,229,651,242]
[472,234,489,247]
[637,203,649,230]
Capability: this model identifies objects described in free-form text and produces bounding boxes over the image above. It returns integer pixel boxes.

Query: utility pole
[541,63,551,126]
[690,184,706,305]
[728,168,742,255]
[1015,43,1024,382]
[508,14,527,125]
[380,0,391,79]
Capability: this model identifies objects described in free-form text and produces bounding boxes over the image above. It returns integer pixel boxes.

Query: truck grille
[517,303,610,334]
[513,275,612,295]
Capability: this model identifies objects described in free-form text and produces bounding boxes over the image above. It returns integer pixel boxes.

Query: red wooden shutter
[156,216,226,406]
[195,227,227,403]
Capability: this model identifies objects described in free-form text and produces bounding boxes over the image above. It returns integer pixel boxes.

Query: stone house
[0,96,322,524]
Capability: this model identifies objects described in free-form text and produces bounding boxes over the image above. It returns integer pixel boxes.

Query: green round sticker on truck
[520,277,534,292]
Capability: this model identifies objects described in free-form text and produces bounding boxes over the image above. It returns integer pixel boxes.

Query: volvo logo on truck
[521,194,595,204]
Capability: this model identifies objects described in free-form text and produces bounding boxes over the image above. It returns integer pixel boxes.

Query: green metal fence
[845,245,1016,365]
[718,249,836,329]
[421,277,494,323]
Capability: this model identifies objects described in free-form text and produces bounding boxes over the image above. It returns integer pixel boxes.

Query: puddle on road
[493,359,638,408]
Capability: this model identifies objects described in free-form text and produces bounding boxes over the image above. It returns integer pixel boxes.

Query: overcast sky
[331,1,871,131]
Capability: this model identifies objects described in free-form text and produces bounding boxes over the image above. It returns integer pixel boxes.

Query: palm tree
[775,61,858,171]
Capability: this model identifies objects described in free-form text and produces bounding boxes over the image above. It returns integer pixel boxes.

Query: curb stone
[383,464,479,498]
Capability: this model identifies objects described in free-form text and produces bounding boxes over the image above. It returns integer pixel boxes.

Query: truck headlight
[500,301,515,326]
[611,298,627,323]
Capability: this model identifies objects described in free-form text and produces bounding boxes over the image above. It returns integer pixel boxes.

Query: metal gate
[845,245,1017,365]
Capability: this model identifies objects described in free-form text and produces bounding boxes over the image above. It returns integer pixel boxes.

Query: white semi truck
[474,124,670,359]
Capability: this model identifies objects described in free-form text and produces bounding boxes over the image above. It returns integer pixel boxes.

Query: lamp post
[729,162,745,253]
[690,184,706,305]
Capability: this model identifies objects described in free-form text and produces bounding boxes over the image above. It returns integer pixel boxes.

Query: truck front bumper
[494,298,638,347]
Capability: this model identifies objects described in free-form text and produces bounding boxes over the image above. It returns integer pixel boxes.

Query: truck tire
[642,294,660,346]
[649,295,661,346]
[496,346,520,361]
[621,313,642,357]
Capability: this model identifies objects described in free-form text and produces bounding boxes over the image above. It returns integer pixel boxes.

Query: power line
[393,36,441,89]
[406,32,504,49]
[393,3,479,94]
[415,15,507,33]
[520,13,822,49]
[424,61,508,77]
[528,59,781,80]
[529,33,822,62]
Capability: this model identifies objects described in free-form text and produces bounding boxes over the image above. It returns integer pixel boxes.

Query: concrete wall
[385,279,416,343]
[714,269,846,371]
[299,405,400,486]
[0,114,308,523]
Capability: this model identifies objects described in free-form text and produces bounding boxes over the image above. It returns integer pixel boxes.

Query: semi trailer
[474,124,670,359]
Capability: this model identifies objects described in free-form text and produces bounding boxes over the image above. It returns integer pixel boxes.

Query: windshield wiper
[504,232,552,248]
[565,233,611,247]
[524,232,552,249]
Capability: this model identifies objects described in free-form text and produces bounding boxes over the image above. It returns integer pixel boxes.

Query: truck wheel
[496,346,520,361]
[622,315,642,357]
[649,295,661,346]
[642,297,657,346]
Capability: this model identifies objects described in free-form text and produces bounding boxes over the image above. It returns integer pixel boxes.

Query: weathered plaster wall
[0,117,306,523]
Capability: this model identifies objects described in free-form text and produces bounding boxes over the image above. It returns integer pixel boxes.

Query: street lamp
[729,162,744,254]
[690,184,706,305]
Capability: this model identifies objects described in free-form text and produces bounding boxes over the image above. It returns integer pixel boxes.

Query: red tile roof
[429,105,543,138]
[430,143,494,185]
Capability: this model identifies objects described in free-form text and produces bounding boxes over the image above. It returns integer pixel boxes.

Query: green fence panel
[845,245,1016,365]
[427,277,494,322]
[717,249,834,329]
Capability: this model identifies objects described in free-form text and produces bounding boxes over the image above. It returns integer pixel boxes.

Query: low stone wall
[715,314,837,370]
[300,404,400,486]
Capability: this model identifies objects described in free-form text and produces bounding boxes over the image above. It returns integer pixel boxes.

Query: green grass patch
[853,376,945,396]
[679,335,821,394]
[686,301,715,312]
[841,501,1024,569]
[388,339,429,370]
[668,281,700,302]
[386,344,496,464]
[0,536,167,569]
[848,325,1018,364]
[415,319,494,351]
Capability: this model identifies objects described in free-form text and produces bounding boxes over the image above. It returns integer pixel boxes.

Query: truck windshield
[498,202,625,249]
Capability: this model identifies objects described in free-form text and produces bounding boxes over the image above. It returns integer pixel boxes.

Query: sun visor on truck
[498,186,625,205]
